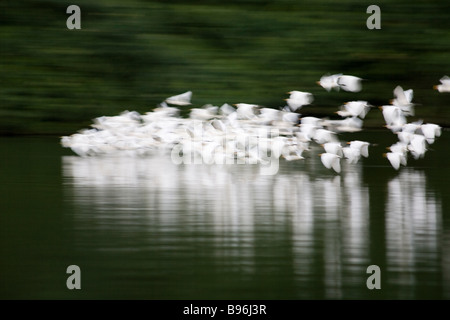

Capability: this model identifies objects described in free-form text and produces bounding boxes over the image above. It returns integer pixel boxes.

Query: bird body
[317,74,341,91]
[320,153,341,173]
[385,152,407,170]
[285,91,313,111]
[339,101,371,119]
[348,140,370,158]
[392,86,414,116]
[408,134,427,159]
[235,103,258,120]
[317,74,362,92]
[420,123,441,144]
[323,142,343,157]
[434,76,450,92]
[336,75,363,92]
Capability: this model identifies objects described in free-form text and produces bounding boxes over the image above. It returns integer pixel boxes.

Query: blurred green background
[1,0,449,135]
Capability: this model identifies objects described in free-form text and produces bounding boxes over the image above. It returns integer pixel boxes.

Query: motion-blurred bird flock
[61,75,448,173]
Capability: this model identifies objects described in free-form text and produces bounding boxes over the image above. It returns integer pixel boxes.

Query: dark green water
[0,132,449,299]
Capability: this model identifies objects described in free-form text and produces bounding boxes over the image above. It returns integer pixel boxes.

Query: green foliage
[1,0,449,134]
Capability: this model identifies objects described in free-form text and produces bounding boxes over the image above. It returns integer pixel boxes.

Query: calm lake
[0,131,449,299]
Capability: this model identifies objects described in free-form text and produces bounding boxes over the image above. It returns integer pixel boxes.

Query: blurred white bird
[380,105,406,132]
[317,74,341,91]
[396,131,415,144]
[322,142,343,157]
[313,128,337,144]
[392,86,414,116]
[342,146,361,164]
[348,140,370,158]
[408,134,427,159]
[235,103,259,120]
[434,76,450,92]
[219,103,236,116]
[336,101,371,119]
[300,116,323,127]
[388,141,409,155]
[419,123,441,144]
[281,111,300,124]
[337,75,363,92]
[320,153,341,173]
[285,91,313,111]
[401,121,422,134]
[189,104,218,120]
[385,152,407,170]
[165,91,192,106]
[299,123,317,141]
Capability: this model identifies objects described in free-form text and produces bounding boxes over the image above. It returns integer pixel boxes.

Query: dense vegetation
[1,0,449,135]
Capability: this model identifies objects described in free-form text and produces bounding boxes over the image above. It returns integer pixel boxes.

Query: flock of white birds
[61,75,449,173]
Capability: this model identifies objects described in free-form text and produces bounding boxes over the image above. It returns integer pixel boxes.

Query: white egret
[380,105,407,132]
[434,76,450,92]
[385,152,406,170]
[322,142,343,157]
[285,91,313,111]
[300,116,323,127]
[419,123,441,144]
[396,131,415,144]
[323,116,363,133]
[408,134,427,159]
[281,111,300,124]
[388,141,408,156]
[392,86,414,116]
[235,103,258,120]
[313,128,337,144]
[320,153,341,173]
[342,146,361,164]
[337,75,363,92]
[317,74,341,91]
[348,140,370,158]
[337,101,371,119]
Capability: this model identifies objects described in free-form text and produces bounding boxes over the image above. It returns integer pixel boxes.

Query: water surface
[0,133,448,299]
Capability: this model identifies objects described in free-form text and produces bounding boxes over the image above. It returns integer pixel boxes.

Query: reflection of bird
[434,76,450,92]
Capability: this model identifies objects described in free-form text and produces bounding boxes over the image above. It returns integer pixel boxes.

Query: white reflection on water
[62,154,443,298]
[385,169,442,298]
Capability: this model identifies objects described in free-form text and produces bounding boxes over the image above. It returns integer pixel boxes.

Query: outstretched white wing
[165,91,192,105]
